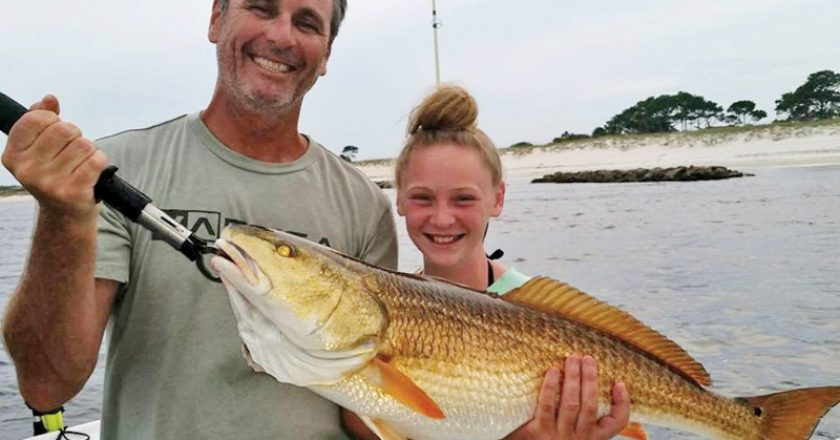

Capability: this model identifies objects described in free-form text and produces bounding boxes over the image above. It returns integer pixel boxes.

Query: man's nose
[265,15,295,47]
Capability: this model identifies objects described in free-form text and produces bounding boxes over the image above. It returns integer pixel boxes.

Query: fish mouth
[210,238,270,293]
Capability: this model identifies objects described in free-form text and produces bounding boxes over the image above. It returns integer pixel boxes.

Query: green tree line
[512,69,840,146]
[597,69,839,137]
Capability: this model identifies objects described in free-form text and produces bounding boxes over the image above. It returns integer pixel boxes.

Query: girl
[343,85,631,440]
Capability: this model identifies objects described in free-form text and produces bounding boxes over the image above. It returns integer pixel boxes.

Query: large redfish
[210,224,840,440]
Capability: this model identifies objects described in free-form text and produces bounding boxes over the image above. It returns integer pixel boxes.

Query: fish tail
[743,386,840,440]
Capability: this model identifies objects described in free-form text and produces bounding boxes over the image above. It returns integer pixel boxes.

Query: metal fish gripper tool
[0,91,224,282]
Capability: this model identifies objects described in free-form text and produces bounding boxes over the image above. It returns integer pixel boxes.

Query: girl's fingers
[574,356,600,437]
[533,367,562,429]
[557,355,582,435]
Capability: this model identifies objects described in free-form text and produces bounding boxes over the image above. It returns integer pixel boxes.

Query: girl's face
[397,143,505,272]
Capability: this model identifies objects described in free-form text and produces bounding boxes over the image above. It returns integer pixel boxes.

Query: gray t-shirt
[94,113,398,439]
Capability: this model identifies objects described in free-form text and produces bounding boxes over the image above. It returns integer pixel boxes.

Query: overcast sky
[1,0,839,186]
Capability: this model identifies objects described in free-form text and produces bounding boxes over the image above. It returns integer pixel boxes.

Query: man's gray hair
[218,0,347,46]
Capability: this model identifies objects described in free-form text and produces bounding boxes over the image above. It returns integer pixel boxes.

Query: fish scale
[370,272,743,437]
[212,224,840,440]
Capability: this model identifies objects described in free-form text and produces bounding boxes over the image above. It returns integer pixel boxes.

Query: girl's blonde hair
[395,84,503,187]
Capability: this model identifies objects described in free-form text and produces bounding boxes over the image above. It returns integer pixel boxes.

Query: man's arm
[4,277,118,411]
[341,408,378,440]
[1,95,113,411]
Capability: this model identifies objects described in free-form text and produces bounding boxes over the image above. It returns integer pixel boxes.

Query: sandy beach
[2,123,839,200]
[357,123,840,184]
[0,194,33,204]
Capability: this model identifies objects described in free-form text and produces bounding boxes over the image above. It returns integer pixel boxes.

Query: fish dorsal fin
[503,277,711,387]
[364,357,445,419]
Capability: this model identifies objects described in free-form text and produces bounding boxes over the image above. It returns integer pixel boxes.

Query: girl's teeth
[432,235,456,244]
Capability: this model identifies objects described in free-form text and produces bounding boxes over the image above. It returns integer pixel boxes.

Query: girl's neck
[423,251,492,291]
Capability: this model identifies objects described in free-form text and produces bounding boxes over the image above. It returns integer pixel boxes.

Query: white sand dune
[357,123,840,184]
[0,194,33,204]
[3,124,840,202]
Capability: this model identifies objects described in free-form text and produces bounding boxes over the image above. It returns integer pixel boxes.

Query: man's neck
[201,95,308,163]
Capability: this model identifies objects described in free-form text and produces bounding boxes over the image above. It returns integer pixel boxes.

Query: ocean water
[1,166,839,439]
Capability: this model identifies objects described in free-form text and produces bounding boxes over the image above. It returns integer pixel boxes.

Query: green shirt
[487,267,532,295]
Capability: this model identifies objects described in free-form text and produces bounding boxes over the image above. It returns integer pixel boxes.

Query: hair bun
[408,84,478,135]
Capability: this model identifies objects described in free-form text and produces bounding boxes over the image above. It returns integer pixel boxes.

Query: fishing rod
[431,0,442,85]
[0,92,221,281]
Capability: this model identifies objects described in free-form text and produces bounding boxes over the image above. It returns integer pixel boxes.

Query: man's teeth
[253,56,292,73]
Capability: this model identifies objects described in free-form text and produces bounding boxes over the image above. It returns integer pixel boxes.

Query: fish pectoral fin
[618,422,648,440]
[359,416,408,440]
[364,357,445,420]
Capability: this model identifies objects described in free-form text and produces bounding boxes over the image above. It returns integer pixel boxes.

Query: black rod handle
[93,165,151,221]
[0,92,28,135]
[0,92,151,219]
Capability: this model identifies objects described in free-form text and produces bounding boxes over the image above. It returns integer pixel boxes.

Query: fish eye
[276,244,295,257]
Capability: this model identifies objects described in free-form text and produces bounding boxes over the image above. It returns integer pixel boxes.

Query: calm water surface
[1,166,839,439]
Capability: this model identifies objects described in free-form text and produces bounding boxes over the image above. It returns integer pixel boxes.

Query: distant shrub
[553,131,590,143]
[0,186,28,197]
[510,141,534,148]
[592,127,608,137]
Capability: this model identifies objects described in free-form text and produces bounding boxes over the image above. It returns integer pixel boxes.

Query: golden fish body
[210,225,840,440]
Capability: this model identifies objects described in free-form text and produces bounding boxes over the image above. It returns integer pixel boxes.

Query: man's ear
[318,47,331,77]
[208,0,223,43]
[490,182,505,217]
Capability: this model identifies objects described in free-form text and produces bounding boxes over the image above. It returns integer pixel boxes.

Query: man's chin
[242,76,317,109]
[241,91,297,111]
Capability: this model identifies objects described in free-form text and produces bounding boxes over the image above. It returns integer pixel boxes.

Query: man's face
[209,0,333,112]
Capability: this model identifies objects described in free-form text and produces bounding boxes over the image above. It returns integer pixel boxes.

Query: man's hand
[1,94,107,219]
[504,355,631,440]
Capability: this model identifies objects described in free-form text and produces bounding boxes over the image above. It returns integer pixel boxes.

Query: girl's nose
[429,203,455,227]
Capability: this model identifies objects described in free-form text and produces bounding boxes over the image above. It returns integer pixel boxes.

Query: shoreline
[0,194,34,203]
[356,126,840,184]
[2,125,839,197]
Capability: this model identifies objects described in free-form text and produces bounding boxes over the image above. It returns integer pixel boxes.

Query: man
[4,1,627,439]
[2,0,397,438]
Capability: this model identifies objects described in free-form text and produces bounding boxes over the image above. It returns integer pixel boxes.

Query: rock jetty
[532,166,750,184]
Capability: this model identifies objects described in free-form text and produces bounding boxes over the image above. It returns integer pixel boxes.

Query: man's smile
[251,55,296,73]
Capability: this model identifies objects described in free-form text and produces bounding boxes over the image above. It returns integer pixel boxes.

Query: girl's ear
[396,191,406,216]
[490,181,505,217]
